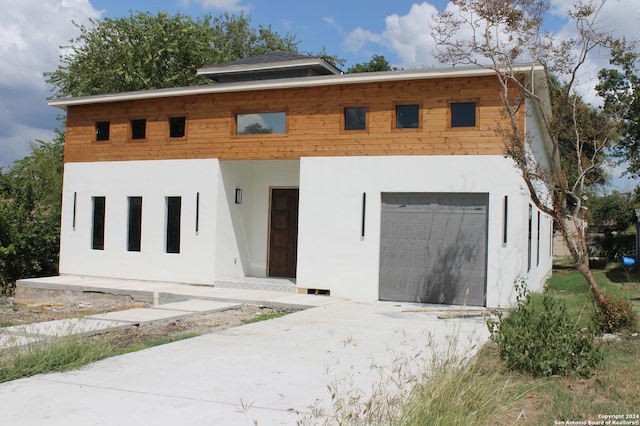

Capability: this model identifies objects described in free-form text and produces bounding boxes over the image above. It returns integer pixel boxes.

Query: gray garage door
[379,193,488,306]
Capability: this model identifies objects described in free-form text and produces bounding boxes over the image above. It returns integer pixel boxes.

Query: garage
[379,193,488,306]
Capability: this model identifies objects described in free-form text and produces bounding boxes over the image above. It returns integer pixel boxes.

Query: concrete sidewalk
[0,299,242,350]
[0,299,490,425]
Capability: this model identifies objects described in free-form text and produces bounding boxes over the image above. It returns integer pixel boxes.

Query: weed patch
[488,278,601,377]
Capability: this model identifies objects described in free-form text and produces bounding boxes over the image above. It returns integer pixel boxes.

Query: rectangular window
[169,117,186,138]
[536,211,541,266]
[527,204,533,271]
[502,196,508,245]
[195,192,200,233]
[92,196,106,250]
[127,196,142,252]
[451,102,476,127]
[166,196,181,254]
[72,192,77,231]
[396,105,420,128]
[95,122,110,141]
[344,107,366,130]
[131,119,146,140]
[237,112,286,134]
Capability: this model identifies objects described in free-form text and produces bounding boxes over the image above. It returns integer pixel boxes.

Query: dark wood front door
[268,188,299,278]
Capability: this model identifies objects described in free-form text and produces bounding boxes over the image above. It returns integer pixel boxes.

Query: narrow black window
[396,105,419,128]
[536,211,541,266]
[131,119,146,140]
[169,117,186,138]
[95,122,110,141]
[502,196,508,244]
[72,192,77,230]
[92,196,106,250]
[361,192,367,238]
[344,107,366,130]
[195,192,200,233]
[166,196,181,254]
[527,204,533,271]
[451,102,476,127]
[127,196,142,252]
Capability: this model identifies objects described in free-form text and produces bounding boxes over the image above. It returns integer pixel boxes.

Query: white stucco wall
[60,159,220,284]
[296,155,553,308]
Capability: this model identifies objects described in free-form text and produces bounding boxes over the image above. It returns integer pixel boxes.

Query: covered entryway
[268,188,299,278]
[379,193,488,306]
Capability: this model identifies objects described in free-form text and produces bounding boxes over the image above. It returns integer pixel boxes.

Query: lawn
[347,264,640,426]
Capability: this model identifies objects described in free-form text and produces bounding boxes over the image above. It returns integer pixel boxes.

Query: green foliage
[45,11,300,97]
[488,279,601,377]
[597,40,640,179]
[0,136,64,294]
[592,293,638,333]
[346,54,397,73]
[588,191,635,233]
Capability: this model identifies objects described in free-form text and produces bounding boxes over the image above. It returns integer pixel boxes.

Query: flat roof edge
[48,64,544,110]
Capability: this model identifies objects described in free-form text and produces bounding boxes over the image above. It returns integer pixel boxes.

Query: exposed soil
[0,296,295,348]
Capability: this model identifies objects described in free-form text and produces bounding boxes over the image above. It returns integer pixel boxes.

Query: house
[48,53,553,308]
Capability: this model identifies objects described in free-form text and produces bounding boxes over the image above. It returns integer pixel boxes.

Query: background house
[49,53,553,308]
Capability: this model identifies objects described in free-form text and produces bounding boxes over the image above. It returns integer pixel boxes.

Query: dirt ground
[0,296,295,348]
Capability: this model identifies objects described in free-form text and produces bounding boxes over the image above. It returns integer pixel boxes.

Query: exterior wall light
[235,188,242,204]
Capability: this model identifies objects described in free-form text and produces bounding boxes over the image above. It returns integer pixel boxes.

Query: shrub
[593,294,638,333]
[488,278,601,377]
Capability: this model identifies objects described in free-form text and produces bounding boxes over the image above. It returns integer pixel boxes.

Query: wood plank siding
[64,75,522,163]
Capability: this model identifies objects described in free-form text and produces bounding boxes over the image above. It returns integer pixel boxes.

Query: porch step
[214,277,297,293]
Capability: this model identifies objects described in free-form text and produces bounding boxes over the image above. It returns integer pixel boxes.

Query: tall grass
[0,331,200,383]
[0,335,117,383]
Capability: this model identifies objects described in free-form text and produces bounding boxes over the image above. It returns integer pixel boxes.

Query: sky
[1,0,639,190]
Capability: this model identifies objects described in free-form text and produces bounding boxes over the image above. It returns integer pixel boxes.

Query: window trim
[130,118,147,141]
[168,116,187,139]
[127,196,143,252]
[234,111,287,136]
[95,121,110,142]
[343,106,368,132]
[393,103,422,130]
[449,101,478,128]
[91,196,106,250]
[166,196,182,254]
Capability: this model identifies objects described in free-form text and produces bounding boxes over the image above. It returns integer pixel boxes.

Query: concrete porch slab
[88,308,200,326]
[152,300,239,313]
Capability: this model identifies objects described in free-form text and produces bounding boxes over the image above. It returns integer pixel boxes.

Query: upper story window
[451,102,476,127]
[344,107,366,130]
[237,112,286,135]
[95,121,110,141]
[169,117,186,138]
[131,119,147,140]
[396,105,420,129]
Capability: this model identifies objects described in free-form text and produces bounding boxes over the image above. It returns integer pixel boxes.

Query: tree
[346,54,397,73]
[597,41,640,178]
[0,135,64,294]
[432,0,618,312]
[45,11,300,97]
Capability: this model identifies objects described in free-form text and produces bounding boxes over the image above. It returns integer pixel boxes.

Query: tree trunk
[558,215,607,310]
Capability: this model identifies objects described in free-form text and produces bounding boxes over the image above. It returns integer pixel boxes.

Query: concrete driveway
[0,300,490,425]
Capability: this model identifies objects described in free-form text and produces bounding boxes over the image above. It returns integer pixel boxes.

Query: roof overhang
[197,56,342,80]
[48,64,548,111]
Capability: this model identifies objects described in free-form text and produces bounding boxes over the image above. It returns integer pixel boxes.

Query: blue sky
[1,0,639,190]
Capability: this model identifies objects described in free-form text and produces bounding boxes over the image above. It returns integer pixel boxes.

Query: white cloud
[344,1,639,91]
[345,2,441,68]
[0,0,101,167]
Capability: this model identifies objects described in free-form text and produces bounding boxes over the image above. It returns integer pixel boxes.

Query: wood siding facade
[63,75,522,163]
